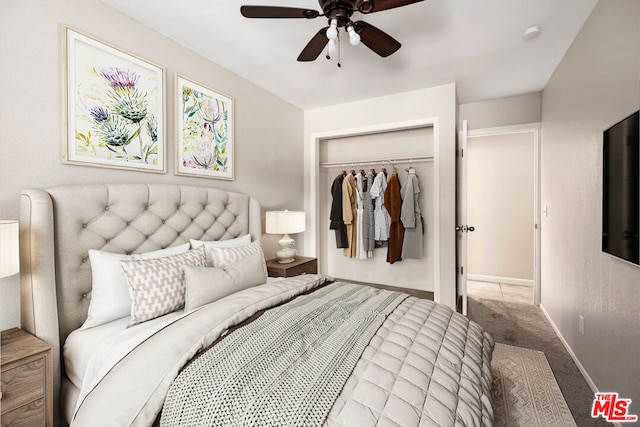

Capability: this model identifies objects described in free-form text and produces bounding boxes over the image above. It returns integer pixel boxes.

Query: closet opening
[307,118,442,298]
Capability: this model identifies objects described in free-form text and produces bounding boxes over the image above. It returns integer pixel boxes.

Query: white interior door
[456,121,469,315]
[466,124,541,305]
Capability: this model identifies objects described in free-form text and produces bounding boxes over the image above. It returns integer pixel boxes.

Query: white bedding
[67,275,493,427]
[65,313,181,390]
[64,277,288,392]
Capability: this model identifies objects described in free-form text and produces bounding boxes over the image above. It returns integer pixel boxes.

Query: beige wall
[0,0,304,329]
[467,131,535,284]
[460,92,541,130]
[540,0,640,404]
[304,84,458,308]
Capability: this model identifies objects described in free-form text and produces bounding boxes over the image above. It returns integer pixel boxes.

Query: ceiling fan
[240,0,424,62]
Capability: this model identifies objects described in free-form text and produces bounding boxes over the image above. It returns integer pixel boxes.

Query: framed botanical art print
[176,75,234,180]
[65,27,165,172]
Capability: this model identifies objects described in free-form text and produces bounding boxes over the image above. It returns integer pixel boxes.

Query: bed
[20,183,494,426]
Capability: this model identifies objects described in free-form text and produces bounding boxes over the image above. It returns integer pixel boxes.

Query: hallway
[467,280,533,304]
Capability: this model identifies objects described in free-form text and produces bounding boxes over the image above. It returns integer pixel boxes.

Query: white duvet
[65,275,494,426]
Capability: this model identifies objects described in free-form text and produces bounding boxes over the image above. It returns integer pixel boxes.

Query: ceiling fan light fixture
[326,19,338,40]
[347,25,361,46]
[327,38,337,55]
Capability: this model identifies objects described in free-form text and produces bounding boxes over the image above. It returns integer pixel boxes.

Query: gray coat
[400,171,423,259]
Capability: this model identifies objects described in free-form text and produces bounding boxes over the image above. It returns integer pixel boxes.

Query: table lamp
[265,210,305,263]
[0,220,19,278]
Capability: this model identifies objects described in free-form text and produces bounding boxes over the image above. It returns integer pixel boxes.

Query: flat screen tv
[602,110,639,265]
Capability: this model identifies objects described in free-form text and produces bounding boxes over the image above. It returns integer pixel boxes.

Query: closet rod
[319,155,433,169]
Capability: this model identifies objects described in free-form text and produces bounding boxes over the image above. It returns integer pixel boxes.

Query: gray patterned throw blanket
[160,282,408,426]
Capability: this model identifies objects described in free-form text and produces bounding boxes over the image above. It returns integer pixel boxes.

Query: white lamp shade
[265,211,305,235]
[0,220,19,278]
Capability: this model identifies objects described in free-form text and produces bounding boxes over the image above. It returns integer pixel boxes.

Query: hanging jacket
[330,173,348,249]
[401,170,424,259]
[342,173,358,258]
[384,168,404,264]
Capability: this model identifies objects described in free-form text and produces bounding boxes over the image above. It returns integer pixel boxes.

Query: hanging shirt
[370,171,391,246]
[362,172,375,256]
[355,172,367,259]
[401,170,423,259]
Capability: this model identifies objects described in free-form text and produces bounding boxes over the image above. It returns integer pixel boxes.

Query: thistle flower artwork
[65,28,165,172]
[176,76,234,180]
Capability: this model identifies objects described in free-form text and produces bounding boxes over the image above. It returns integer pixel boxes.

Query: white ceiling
[101,0,598,110]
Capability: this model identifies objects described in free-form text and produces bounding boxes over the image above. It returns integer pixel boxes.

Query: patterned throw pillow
[207,240,267,275]
[120,246,206,326]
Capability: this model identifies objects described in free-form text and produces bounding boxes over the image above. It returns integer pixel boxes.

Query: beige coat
[342,173,357,258]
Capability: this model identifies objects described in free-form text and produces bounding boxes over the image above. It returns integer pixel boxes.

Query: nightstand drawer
[283,262,316,277]
[1,398,45,427]
[266,257,317,278]
[1,357,45,414]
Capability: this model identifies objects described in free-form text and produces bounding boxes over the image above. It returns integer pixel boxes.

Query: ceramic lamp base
[276,234,297,263]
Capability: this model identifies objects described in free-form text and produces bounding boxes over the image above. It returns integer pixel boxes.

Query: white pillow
[208,240,266,270]
[189,233,251,250]
[190,234,252,266]
[183,251,268,311]
[82,243,190,329]
[120,246,207,326]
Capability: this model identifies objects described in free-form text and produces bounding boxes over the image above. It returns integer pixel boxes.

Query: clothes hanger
[381,160,388,176]
[407,159,416,175]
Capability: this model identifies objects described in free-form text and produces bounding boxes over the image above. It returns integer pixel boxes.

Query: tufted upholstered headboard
[19,183,261,424]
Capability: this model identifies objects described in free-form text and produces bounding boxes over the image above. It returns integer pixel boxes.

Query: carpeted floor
[467,295,609,427]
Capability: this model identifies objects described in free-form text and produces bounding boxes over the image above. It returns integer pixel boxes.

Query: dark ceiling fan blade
[240,5,321,19]
[297,27,329,61]
[354,21,401,57]
[357,0,423,13]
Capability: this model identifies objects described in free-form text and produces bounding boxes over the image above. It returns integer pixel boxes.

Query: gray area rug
[492,343,576,427]
[468,296,609,426]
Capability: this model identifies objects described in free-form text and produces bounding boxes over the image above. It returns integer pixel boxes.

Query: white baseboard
[538,305,621,426]
[468,274,533,287]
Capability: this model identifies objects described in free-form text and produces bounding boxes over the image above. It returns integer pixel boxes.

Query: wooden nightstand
[1,328,53,427]
[266,256,318,278]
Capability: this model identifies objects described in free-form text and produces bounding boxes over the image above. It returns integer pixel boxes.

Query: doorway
[459,123,541,308]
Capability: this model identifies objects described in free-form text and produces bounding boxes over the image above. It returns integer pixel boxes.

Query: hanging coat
[362,172,375,256]
[342,173,358,258]
[384,168,404,264]
[400,170,423,259]
[329,173,348,249]
[370,171,391,247]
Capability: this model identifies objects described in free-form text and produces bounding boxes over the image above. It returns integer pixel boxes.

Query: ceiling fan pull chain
[337,31,341,67]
